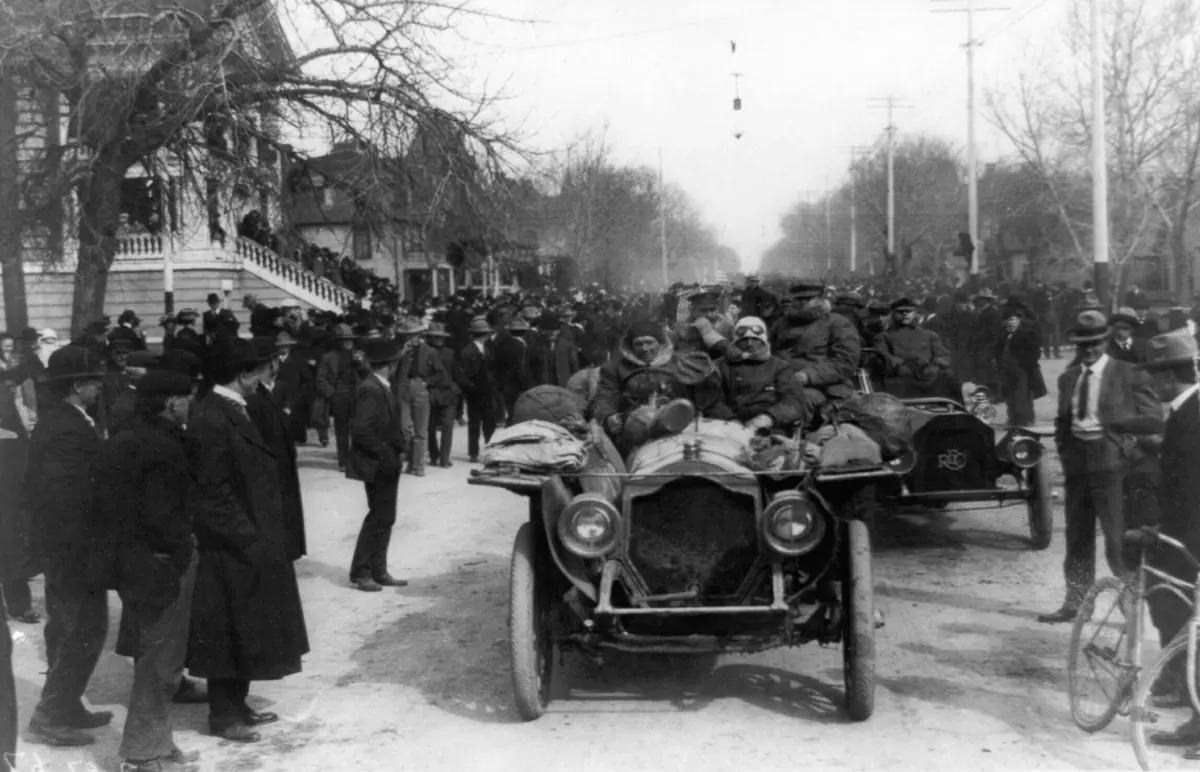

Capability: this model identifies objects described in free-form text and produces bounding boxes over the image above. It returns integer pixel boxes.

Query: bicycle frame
[1135,529,1200,708]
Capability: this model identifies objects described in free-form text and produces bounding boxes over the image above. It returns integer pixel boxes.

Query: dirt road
[10,357,1144,771]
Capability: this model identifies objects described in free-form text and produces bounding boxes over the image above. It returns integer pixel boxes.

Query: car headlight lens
[558,493,621,558]
[763,491,828,556]
[998,433,1042,469]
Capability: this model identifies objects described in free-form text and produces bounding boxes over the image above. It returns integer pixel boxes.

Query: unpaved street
[10,357,1145,771]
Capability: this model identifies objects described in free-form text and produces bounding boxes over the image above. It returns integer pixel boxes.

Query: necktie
[1077,367,1091,420]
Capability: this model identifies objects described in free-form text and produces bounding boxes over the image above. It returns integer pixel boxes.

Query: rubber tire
[1130,633,1196,770]
[509,522,554,721]
[1027,456,1053,550]
[842,518,876,721]
[1066,576,1133,733]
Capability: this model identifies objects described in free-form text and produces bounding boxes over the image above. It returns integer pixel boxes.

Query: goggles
[734,322,767,338]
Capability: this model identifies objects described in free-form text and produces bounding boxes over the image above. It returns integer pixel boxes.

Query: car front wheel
[509,521,554,720]
[1027,456,1053,550]
[842,518,876,721]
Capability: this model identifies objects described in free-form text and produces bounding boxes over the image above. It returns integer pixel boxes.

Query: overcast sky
[442,0,1072,270]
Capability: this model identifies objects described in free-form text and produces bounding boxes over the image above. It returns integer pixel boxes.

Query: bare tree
[0,0,522,334]
[988,0,1200,300]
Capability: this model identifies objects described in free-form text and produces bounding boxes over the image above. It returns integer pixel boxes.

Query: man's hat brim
[1067,329,1110,344]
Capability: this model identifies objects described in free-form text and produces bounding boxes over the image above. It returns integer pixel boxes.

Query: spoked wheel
[1130,634,1200,771]
[842,518,876,721]
[1026,456,1053,550]
[509,522,555,720]
[1067,577,1136,732]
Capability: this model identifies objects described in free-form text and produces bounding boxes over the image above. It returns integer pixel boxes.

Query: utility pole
[1090,0,1110,308]
[658,146,668,288]
[868,97,913,268]
[933,0,1007,276]
[848,146,870,275]
[824,180,833,274]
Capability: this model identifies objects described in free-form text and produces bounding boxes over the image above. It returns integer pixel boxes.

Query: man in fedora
[1107,307,1151,364]
[346,339,408,591]
[425,323,459,468]
[187,338,308,743]
[494,316,534,422]
[458,316,498,463]
[24,346,110,746]
[1138,331,1200,752]
[1039,310,1162,623]
[317,323,360,469]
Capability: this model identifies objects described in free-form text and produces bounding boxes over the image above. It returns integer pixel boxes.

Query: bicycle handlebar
[1124,526,1200,571]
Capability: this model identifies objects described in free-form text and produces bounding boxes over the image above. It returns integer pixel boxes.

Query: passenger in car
[705,316,809,432]
[873,297,959,401]
[591,321,719,446]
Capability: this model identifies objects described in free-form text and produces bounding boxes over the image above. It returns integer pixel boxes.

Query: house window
[323,188,335,208]
[353,224,372,263]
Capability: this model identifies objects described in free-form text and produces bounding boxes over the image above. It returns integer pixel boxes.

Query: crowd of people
[3,270,1200,767]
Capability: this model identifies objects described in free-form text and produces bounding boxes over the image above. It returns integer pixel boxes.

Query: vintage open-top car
[470,411,897,722]
[880,396,1054,549]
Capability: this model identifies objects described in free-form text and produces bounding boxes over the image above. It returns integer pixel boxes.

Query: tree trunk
[71,154,127,337]
[0,76,28,332]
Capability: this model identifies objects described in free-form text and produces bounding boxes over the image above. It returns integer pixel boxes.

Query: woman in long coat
[994,304,1046,426]
[187,339,308,743]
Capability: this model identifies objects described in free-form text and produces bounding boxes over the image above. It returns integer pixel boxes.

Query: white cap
[40,328,57,342]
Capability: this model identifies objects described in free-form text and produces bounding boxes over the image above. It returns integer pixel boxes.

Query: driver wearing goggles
[703,316,809,432]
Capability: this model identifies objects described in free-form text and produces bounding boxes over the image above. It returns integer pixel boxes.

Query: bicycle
[1126,529,1200,770]
[1067,527,1197,737]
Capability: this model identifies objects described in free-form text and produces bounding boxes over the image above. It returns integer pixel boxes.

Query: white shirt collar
[1083,353,1110,374]
[1170,384,1200,414]
[212,383,246,407]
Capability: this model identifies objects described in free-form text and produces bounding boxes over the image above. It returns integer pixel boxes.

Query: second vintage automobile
[470,409,897,722]
[878,396,1054,550]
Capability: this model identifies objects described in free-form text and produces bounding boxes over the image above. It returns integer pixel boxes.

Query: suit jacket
[1054,357,1162,475]
[347,376,403,482]
[1106,337,1151,365]
[24,401,102,576]
[429,345,461,406]
[494,335,533,396]
[457,340,495,397]
[1160,390,1200,553]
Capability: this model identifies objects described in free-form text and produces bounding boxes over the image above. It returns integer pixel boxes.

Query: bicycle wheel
[1130,634,1200,770]
[1068,576,1137,732]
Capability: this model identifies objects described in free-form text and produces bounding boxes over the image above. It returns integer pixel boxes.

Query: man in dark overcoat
[93,370,201,770]
[188,339,309,743]
[1038,311,1162,623]
[458,316,498,462]
[1137,331,1200,752]
[24,346,110,746]
[346,339,407,591]
[493,317,534,421]
[247,338,307,562]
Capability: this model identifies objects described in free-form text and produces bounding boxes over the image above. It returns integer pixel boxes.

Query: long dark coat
[93,415,197,609]
[187,392,308,681]
[248,384,307,560]
[24,401,103,587]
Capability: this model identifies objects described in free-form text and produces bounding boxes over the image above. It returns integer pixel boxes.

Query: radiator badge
[936,448,967,472]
